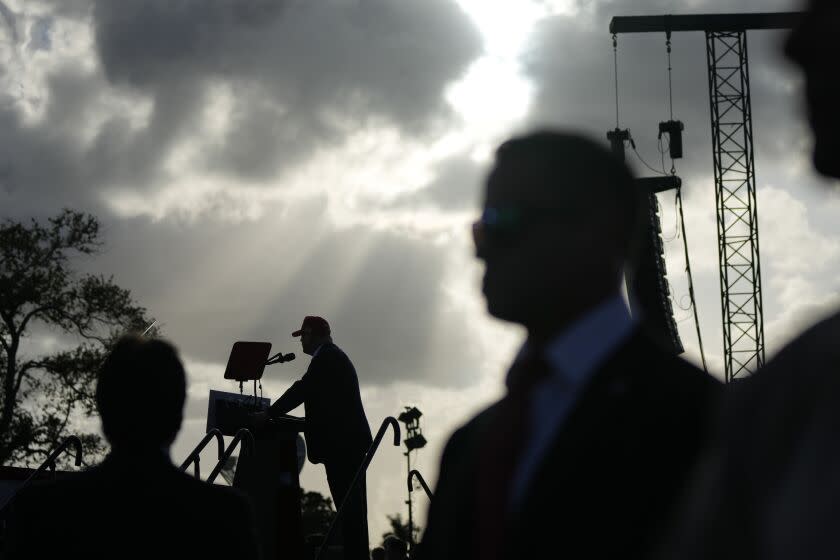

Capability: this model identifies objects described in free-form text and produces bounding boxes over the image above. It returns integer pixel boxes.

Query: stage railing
[316,417,401,560]
[0,436,84,514]
[408,469,433,501]
[207,428,255,484]
[179,429,225,480]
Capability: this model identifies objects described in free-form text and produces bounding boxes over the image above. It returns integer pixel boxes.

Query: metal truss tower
[706,31,763,381]
[610,12,801,382]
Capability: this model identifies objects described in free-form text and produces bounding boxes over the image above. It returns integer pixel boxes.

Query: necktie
[474,350,552,560]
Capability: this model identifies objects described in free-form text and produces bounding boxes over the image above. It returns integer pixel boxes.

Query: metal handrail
[179,429,225,479]
[0,436,84,514]
[206,428,255,484]
[408,469,433,501]
[316,417,401,560]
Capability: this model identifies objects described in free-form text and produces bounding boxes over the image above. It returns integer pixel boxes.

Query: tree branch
[15,305,56,339]
[56,400,73,442]
[0,308,15,345]
[13,360,42,397]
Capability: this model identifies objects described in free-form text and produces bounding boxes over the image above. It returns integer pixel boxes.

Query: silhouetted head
[292,315,332,356]
[785,0,840,178]
[371,547,386,560]
[383,536,408,560]
[96,335,186,451]
[474,131,639,337]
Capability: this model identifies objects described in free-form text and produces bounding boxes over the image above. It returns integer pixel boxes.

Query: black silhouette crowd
[4,0,840,558]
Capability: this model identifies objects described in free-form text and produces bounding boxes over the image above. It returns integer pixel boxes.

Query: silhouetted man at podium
[266,316,372,560]
[5,335,259,560]
[418,132,720,560]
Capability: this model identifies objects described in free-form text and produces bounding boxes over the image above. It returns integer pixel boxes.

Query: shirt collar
[517,293,635,387]
[312,342,327,357]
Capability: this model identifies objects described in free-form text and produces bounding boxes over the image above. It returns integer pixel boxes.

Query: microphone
[266,352,296,365]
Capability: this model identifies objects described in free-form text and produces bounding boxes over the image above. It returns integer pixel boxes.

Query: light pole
[398,406,426,550]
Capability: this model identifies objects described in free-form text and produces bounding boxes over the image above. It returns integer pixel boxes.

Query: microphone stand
[258,351,296,408]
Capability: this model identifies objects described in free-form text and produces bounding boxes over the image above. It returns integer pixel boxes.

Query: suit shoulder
[5,475,92,527]
[314,344,352,366]
[631,334,720,388]
[793,308,840,350]
[613,334,721,420]
[12,470,93,504]
[723,312,840,405]
[719,310,840,440]
[760,310,840,383]
[320,343,346,358]
[440,402,502,457]
[664,352,720,389]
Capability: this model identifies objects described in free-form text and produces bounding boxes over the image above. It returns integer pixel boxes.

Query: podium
[235,417,306,560]
[209,342,306,559]
[207,391,306,560]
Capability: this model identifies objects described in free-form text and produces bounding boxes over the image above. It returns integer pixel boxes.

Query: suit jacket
[4,449,260,560]
[418,330,720,560]
[270,342,372,466]
[664,311,840,560]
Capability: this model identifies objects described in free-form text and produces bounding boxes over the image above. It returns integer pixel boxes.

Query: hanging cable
[632,144,667,176]
[676,312,696,324]
[661,190,680,242]
[667,281,687,309]
[666,34,677,176]
[666,31,674,121]
[658,136,669,175]
[676,187,708,372]
[613,33,620,129]
[677,294,694,311]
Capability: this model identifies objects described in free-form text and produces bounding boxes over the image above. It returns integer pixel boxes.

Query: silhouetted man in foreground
[265,316,372,560]
[417,132,720,560]
[5,335,259,560]
[665,3,840,558]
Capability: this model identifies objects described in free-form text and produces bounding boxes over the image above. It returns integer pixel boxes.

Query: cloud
[0,1,18,45]
[91,0,483,183]
[388,153,485,212]
[421,155,484,210]
[0,0,483,212]
[27,15,51,52]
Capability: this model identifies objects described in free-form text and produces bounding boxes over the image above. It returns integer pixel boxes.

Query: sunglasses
[471,206,582,252]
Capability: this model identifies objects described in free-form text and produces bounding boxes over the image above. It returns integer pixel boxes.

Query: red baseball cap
[292,316,331,338]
